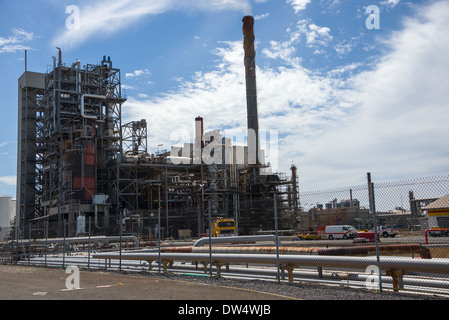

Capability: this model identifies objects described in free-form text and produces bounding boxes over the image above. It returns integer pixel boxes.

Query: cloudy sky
[0,0,448,198]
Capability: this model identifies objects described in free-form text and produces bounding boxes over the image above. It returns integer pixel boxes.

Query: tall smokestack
[242,16,260,166]
[195,116,204,149]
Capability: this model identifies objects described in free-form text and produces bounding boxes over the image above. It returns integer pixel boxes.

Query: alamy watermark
[64,265,81,290]
[365,265,381,290]
[66,5,80,30]
[366,5,380,30]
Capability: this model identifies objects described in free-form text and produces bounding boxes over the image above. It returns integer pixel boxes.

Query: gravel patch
[128,272,449,300]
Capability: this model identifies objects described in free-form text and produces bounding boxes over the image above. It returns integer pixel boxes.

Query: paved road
[0,265,294,300]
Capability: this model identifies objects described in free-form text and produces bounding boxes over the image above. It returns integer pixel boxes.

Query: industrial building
[299,200,370,232]
[0,196,15,241]
[15,16,300,240]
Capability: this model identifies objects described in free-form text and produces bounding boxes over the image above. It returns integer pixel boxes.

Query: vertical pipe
[291,165,299,214]
[165,160,169,238]
[208,201,213,277]
[158,207,161,274]
[56,47,62,67]
[274,193,280,283]
[242,16,260,167]
[119,205,122,271]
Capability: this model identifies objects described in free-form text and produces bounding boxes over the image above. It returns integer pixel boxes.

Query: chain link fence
[297,174,449,294]
[299,174,449,238]
[1,174,449,296]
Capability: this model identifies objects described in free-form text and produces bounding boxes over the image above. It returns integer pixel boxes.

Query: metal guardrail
[425,229,449,244]
[93,251,449,292]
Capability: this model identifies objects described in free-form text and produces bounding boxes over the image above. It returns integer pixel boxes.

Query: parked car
[370,226,398,238]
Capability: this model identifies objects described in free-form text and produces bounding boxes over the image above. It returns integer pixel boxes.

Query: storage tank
[76,214,86,236]
[10,198,16,225]
[0,196,12,241]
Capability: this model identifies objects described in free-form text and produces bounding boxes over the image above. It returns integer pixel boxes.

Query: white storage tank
[10,199,16,222]
[0,196,12,241]
[76,214,86,236]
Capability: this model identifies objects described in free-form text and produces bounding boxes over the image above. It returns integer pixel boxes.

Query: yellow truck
[212,218,237,237]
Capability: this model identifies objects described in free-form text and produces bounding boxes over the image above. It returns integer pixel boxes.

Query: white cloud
[0,176,16,187]
[334,42,353,56]
[125,69,151,78]
[122,84,136,90]
[121,1,449,190]
[123,40,350,171]
[0,28,37,54]
[255,13,269,20]
[263,19,333,63]
[381,0,401,8]
[263,39,301,66]
[297,20,333,47]
[297,0,449,188]
[287,0,311,13]
[53,0,251,48]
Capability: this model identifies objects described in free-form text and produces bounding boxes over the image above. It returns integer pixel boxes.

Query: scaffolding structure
[16,17,300,240]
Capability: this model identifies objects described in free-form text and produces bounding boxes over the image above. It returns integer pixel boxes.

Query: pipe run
[161,243,431,259]
[193,235,280,247]
[92,251,449,278]
[4,235,140,249]
[81,94,106,120]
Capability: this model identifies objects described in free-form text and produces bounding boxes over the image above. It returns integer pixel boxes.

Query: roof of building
[423,194,449,210]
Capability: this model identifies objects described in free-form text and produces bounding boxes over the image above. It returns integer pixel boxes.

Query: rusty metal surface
[192,246,320,255]
[242,15,259,165]
[317,244,431,259]
[242,16,256,77]
[161,244,430,258]
[161,247,193,253]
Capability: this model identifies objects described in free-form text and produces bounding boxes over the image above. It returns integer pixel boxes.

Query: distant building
[299,206,370,232]
[420,194,449,234]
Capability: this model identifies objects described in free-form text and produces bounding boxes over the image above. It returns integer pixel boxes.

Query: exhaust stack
[242,16,260,167]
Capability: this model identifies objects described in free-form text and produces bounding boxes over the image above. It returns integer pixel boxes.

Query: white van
[325,225,358,240]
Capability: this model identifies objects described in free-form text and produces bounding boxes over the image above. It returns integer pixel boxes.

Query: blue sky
[1,0,448,198]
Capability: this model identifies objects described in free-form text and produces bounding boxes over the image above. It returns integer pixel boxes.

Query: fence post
[208,201,213,277]
[368,172,383,293]
[63,219,66,269]
[28,221,31,266]
[119,208,122,272]
[158,207,161,275]
[88,216,91,270]
[45,219,48,268]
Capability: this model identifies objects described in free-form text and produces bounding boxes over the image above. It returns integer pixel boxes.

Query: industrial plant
[15,16,300,240]
[5,12,449,300]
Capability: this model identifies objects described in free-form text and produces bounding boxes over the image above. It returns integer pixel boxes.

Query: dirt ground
[0,265,295,300]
